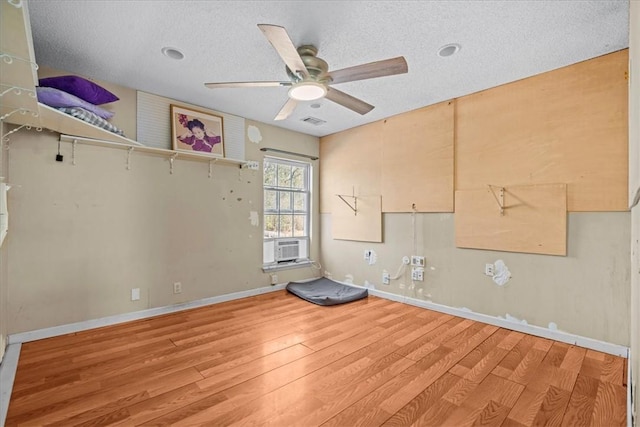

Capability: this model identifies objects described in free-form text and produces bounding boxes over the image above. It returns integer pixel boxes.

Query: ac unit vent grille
[276,240,300,262]
[301,116,326,126]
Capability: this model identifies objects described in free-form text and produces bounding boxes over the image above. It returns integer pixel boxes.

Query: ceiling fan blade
[328,56,408,85]
[205,81,291,89]
[274,98,298,121]
[257,24,309,79]
[325,87,374,115]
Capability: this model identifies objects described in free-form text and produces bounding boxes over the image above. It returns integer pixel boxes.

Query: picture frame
[170,104,224,157]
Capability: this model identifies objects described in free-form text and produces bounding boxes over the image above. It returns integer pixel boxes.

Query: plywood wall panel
[331,196,382,242]
[455,184,567,255]
[381,101,454,212]
[319,121,383,213]
[456,50,628,212]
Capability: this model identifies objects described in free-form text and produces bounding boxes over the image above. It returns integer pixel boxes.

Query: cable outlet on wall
[411,256,425,267]
[411,267,424,281]
[131,288,140,301]
[173,282,182,294]
[485,264,494,276]
[382,270,390,285]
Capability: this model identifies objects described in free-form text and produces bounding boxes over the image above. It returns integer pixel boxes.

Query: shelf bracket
[126,147,134,170]
[0,52,38,71]
[0,84,36,98]
[169,153,178,175]
[1,123,41,142]
[336,187,358,216]
[487,184,505,215]
[7,0,24,9]
[0,107,38,121]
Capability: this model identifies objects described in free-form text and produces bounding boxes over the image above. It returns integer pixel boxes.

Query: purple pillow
[38,75,119,105]
[36,87,115,120]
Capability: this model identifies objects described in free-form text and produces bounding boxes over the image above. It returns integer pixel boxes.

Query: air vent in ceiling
[301,116,326,126]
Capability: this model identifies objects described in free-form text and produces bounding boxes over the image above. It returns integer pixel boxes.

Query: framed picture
[171,104,224,157]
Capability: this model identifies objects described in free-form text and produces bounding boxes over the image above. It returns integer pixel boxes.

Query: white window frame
[263,156,311,268]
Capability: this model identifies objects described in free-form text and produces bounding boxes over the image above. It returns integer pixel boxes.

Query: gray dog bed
[286,277,368,306]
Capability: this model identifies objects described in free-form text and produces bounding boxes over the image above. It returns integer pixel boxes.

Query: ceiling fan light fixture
[288,81,327,101]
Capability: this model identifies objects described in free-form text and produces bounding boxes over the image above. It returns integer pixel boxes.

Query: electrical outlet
[411,267,424,281]
[173,282,182,294]
[270,274,278,285]
[485,264,494,276]
[131,288,140,301]
[411,256,425,267]
[382,270,390,285]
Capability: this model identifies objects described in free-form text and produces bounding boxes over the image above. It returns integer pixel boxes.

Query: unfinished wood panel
[455,183,567,255]
[381,101,454,212]
[319,121,383,213]
[456,50,628,212]
[331,195,382,242]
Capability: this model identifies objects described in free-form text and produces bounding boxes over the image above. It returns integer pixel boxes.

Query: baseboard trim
[0,343,21,427]
[7,278,629,358]
[8,284,288,345]
[360,286,629,357]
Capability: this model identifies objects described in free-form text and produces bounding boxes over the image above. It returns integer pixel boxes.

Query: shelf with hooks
[58,134,246,168]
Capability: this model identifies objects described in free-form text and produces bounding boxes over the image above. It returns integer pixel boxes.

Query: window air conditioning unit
[276,240,300,262]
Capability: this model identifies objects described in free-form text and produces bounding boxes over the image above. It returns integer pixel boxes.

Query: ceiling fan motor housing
[286,45,331,83]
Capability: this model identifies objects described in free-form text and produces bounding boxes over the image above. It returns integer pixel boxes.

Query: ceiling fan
[204,24,408,121]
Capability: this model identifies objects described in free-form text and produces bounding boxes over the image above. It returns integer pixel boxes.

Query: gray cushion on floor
[286,277,369,306]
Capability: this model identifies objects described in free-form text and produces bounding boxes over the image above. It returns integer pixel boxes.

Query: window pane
[293,215,307,237]
[264,190,277,211]
[279,215,293,237]
[293,193,306,211]
[277,164,292,188]
[291,166,306,189]
[264,162,276,186]
[264,215,279,238]
[279,192,292,212]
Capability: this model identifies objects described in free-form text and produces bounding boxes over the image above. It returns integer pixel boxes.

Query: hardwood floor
[5,291,627,426]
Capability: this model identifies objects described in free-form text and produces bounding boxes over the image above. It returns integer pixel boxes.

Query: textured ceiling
[27,1,629,138]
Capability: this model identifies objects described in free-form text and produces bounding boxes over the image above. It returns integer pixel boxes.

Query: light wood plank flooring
[6,291,627,426]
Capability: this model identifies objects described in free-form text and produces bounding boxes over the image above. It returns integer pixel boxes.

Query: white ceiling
[27,0,629,138]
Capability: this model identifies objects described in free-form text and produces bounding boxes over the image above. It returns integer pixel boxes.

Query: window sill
[262,259,312,272]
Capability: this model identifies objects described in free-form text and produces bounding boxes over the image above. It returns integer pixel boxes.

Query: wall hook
[169,153,178,174]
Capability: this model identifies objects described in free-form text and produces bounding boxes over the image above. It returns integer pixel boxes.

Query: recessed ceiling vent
[301,116,326,126]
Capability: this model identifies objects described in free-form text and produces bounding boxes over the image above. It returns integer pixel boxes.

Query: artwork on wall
[171,104,224,157]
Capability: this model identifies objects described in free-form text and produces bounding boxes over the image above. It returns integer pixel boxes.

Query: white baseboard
[0,343,21,427]
[8,284,288,345]
[331,280,629,358]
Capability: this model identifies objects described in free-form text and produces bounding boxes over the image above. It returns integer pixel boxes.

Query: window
[263,157,310,265]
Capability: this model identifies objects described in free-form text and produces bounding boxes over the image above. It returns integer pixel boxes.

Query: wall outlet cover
[411,256,425,267]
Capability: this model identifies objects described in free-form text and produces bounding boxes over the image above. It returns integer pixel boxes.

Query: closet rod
[260,147,318,161]
[59,134,246,166]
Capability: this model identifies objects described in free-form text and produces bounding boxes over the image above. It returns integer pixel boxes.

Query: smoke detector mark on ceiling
[301,116,326,126]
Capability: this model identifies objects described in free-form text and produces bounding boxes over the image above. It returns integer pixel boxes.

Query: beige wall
[5,120,318,334]
[321,212,630,345]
